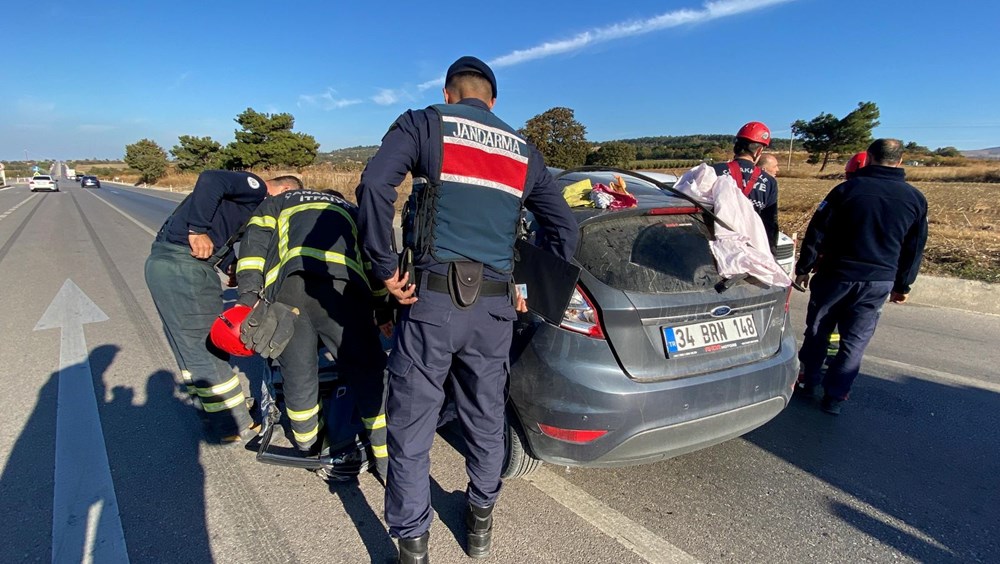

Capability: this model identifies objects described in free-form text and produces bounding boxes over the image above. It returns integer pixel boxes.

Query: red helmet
[845,151,869,177]
[736,121,771,146]
[211,305,254,357]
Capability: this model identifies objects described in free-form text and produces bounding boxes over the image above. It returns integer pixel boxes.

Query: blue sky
[3,0,999,160]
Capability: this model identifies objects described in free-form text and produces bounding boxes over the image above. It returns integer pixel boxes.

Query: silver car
[502,168,798,477]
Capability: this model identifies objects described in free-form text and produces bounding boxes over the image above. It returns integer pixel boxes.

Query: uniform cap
[446,56,497,98]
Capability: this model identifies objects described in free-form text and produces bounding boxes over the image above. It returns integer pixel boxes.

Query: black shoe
[821,395,844,415]
[465,503,494,559]
[397,532,429,564]
[795,381,819,400]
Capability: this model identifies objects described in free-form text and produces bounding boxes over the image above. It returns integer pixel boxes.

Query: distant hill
[961,147,1000,160]
[316,145,379,165]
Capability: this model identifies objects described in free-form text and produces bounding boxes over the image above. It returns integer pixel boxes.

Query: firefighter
[145,170,297,443]
[795,139,928,415]
[356,56,577,562]
[235,182,392,480]
[712,122,780,252]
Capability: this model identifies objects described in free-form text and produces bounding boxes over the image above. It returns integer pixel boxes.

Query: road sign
[32,165,40,173]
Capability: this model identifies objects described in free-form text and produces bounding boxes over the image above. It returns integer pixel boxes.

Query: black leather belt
[423,272,509,297]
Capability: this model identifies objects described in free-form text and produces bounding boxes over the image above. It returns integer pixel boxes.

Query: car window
[577,215,718,293]
[35,176,51,180]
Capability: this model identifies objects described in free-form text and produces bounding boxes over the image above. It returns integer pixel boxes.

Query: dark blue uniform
[713,158,779,250]
[146,170,267,439]
[357,98,577,540]
[795,165,928,400]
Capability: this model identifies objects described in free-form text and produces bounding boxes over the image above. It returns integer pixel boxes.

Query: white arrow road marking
[35,280,129,564]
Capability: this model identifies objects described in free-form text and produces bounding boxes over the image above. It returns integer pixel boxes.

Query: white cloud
[170,71,191,89]
[16,97,56,115]
[417,0,794,90]
[372,88,401,106]
[298,88,363,110]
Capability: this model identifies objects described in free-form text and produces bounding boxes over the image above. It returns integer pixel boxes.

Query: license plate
[663,314,759,358]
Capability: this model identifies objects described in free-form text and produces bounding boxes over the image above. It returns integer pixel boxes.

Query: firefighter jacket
[235,190,389,315]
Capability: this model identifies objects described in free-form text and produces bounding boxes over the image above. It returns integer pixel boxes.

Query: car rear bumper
[509,320,799,467]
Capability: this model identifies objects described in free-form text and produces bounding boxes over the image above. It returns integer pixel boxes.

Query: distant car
[29,175,58,192]
[496,167,799,478]
[81,175,101,189]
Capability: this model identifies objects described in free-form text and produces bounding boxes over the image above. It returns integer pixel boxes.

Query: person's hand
[383,269,417,305]
[378,321,394,339]
[889,292,908,304]
[188,233,214,259]
[794,274,810,290]
[514,286,527,313]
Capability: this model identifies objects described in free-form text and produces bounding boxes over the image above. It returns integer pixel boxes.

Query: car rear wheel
[501,410,542,479]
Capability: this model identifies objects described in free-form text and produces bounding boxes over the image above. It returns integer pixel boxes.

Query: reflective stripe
[371,444,388,458]
[202,393,246,413]
[236,257,266,273]
[248,215,277,229]
[195,375,241,398]
[262,246,368,290]
[180,370,193,382]
[293,425,319,444]
[287,404,320,422]
[363,414,386,430]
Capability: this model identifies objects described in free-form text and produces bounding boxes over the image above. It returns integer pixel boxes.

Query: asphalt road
[0,175,997,563]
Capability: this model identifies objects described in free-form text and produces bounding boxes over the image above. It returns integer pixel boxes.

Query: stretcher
[254,349,371,482]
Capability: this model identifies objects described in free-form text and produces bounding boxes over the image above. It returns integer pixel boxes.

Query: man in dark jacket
[145,170,297,443]
[794,139,928,414]
[357,56,577,563]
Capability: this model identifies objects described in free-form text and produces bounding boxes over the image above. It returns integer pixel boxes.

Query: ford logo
[710,306,732,318]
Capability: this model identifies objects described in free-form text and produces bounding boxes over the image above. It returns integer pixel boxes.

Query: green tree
[124,138,169,184]
[934,146,962,157]
[519,107,589,169]
[171,135,223,171]
[792,101,880,171]
[587,141,636,168]
[224,108,319,169]
[905,141,930,154]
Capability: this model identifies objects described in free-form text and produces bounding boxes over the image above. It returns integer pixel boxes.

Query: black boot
[465,503,494,558]
[397,532,429,564]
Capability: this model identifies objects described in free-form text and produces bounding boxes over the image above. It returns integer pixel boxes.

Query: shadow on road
[745,370,1000,562]
[0,345,213,562]
[329,480,396,564]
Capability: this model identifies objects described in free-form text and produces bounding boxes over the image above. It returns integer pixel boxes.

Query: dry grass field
[102,160,1000,283]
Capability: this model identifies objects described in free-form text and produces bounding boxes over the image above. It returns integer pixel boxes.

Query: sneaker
[820,395,844,415]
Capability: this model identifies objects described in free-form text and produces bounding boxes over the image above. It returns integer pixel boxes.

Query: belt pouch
[448,261,483,309]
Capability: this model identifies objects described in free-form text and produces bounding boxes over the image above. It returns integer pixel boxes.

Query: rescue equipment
[736,121,771,146]
[210,305,255,357]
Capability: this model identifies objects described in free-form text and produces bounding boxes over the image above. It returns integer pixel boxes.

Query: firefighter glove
[240,301,299,359]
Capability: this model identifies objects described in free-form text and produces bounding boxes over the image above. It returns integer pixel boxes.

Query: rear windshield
[34,176,51,180]
[577,214,719,293]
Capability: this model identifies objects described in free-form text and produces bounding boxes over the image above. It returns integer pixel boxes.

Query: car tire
[501,411,542,479]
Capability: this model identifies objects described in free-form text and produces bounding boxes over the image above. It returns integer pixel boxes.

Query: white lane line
[526,468,702,564]
[865,355,1000,393]
[100,182,187,203]
[35,280,129,563]
[0,193,38,223]
[81,189,158,237]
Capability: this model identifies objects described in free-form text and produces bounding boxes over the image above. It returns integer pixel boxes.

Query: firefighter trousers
[145,240,253,437]
[274,273,388,475]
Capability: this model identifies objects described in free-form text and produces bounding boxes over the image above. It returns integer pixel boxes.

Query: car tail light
[560,285,604,339]
[538,423,608,444]
[647,207,701,215]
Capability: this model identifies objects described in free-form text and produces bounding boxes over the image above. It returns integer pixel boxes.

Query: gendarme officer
[356,56,577,563]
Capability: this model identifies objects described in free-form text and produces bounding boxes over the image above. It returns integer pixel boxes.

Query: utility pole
[787,123,795,171]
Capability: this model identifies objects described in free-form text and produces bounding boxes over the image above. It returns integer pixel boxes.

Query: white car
[29,175,58,192]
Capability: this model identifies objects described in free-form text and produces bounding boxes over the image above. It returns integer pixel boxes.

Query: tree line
[123,100,962,184]
[124,108,319,183]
